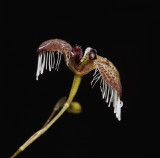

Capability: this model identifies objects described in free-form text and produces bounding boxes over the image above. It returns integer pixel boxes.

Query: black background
[3,1,160,158]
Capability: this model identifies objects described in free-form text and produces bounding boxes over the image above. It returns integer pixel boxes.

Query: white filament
[41,53,45,74]
[55,52,62,71]
[52,51,55,68]
[36,54,41,80]
[108,88,113,108]
[91,68,123,121]
[106,84,110,103]
[49,51,51,71]
[50,51,52,68]
[91,68,102,88]
[36,51,62,80]
[45,51,48,70]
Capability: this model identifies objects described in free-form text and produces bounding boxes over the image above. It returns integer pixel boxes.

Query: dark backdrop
[3,2,159,158]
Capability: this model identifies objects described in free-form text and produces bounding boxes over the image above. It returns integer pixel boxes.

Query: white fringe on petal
[36,51,62,80]
[91,68,123,121]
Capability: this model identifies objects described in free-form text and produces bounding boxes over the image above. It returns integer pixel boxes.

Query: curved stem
[10,75,82,158]
[42,97,67,128]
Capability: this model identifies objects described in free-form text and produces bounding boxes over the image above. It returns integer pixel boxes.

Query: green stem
[66,75,82,104]
[10,75,82,158]
[42,97,67,128]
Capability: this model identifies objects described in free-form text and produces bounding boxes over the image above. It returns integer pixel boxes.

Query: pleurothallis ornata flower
[36,39,123,120]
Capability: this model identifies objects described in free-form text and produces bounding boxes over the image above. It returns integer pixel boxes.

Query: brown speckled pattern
[37,39,72,54]
[95,57,122,97]
[36,39,122,97]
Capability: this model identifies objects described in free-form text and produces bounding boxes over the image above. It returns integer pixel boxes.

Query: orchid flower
[11,39,123,158]
[36,39,123,119]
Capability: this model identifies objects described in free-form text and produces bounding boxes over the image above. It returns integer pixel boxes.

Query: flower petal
[94,56,122,97]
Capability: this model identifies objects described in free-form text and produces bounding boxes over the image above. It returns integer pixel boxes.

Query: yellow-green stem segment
[11,75,82,158]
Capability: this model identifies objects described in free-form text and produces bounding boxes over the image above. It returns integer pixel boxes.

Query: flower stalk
[10,75,82,158]
[11,38,123,157]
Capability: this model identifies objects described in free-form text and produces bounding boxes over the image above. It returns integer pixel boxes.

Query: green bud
[67,101,82,114]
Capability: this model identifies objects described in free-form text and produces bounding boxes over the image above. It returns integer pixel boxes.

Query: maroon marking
[96,62,122,97]
[71,45,83,64]
[37,39,72,54]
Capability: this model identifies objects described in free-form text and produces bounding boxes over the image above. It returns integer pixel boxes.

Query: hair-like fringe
[36,51,62,80]
[91,68,123,121]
